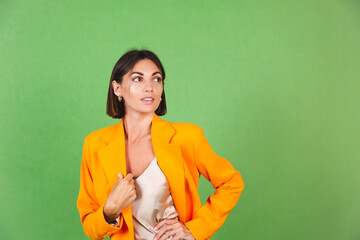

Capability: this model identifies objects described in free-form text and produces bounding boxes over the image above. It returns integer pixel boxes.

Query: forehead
[130,59,160,73]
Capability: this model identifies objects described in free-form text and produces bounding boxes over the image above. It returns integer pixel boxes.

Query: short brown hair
[106,49,167,119]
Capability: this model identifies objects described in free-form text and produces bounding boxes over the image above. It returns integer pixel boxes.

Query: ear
[112,80,122,97]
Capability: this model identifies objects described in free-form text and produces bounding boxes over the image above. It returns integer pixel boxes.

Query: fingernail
[154,226,157,231]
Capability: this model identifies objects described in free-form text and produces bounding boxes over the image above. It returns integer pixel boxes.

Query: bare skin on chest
[125,134,155,179]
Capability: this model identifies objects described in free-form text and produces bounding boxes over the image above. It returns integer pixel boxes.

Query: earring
[118,96,123,102]
[160,97,162,101]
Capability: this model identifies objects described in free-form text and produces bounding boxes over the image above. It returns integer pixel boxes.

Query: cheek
[156,85,164,95]
[127,84,140,97]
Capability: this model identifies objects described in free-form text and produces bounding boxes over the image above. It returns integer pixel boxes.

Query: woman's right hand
[103,173,137,223]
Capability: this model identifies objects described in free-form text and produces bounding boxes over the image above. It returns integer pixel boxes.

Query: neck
[123,112,154,143]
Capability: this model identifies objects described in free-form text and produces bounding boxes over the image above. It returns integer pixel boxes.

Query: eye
[133,77,141,82]
[154,77,162,82]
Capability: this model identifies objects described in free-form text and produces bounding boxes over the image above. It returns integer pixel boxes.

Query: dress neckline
[134,156,157,181]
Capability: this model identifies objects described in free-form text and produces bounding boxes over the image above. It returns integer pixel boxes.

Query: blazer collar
[97,113,187,224]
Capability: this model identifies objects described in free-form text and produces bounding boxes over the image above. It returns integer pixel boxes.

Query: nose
[144,80,153,92]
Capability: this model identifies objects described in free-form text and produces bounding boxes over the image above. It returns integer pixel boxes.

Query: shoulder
[170,121,203,135]
[83,123,118,146]
[165,121,205,145]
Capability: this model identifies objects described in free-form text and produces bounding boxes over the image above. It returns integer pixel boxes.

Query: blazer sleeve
[76,136,124,240]
[184,126,245,240]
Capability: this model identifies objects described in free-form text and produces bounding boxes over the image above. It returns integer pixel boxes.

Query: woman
[77,49,244,240]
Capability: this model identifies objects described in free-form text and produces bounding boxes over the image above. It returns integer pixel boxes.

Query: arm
[76,137,123,240]
[184,126,245,240]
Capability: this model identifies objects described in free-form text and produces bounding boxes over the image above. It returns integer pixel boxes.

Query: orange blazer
[77,114,244,240]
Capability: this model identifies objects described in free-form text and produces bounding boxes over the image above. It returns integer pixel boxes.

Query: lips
[141,97,154,101]
[141,97,155,104]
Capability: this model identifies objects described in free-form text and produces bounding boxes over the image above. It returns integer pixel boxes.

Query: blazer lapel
[151,114,186,222]
[97,118,134,233]
[98,117,127,186]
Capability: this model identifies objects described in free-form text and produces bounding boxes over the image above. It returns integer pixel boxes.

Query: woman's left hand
[153,218,195,240]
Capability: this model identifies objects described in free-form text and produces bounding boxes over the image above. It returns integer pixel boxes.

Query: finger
[125,194,137,206]
[131,191,137,200]
[158,227,181,240]
[154,224,171,240]
[118,173,124,180]
[154,221,180,240]
[124,173,134,181]
[154,218,178,231]
[172,231,185,240]
[130,189,137,198]
[171,231,187,240]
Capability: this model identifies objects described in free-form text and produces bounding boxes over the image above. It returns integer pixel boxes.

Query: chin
[138,108,158,114]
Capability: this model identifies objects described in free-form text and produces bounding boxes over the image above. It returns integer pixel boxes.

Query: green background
[1,0,359,239]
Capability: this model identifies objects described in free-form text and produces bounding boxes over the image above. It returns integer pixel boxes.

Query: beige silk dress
[131,156,179,240]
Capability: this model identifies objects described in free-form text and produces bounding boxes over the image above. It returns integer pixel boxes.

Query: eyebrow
[130,71,162,76]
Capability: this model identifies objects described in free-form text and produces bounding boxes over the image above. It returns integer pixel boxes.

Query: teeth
[143,98,153,101]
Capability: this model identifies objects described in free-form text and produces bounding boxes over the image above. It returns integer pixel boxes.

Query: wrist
[104,204,123,223]
[103,208,118,224]
[107,215,120,227]
[103,204,115,220]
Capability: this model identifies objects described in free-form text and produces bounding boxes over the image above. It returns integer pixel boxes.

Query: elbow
[217,170,244,194]
[236,171,245,192]
[230,171,245,206]
[229,171,244,196]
